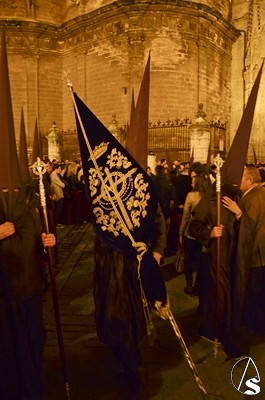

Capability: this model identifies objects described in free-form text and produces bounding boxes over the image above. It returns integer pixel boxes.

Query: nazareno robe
[189,185,240,345]
[235,185,265,335]
[93,205,167,369]
[0,189,47,400]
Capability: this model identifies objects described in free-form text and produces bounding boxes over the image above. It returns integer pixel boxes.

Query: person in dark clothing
[93,205,166,392]
[179,170,211,296]
[0,189,56,400]
[0,31,56,400]
[152,165,176,256]
[72,87,169,395]
[168,166,192,255]
[152,165,176,228]
[189,182,247,358]
[222,166,265,337]
[170,166,192,216]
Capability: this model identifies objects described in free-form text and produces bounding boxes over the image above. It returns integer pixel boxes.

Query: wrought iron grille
[42,119,226,164]
[124,119,227,164]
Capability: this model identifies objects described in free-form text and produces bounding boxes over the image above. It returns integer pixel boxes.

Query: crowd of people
[92,155,265,395]
[30,159,90,228]
[4,135,264,396]
[1,22,264,397]
[148,157,265,360]
[2,154,265,398]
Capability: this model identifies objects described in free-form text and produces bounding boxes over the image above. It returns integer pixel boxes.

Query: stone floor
[42,223,265,400]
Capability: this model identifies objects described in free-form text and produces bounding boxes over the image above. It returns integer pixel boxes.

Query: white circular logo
[231,357,260,395]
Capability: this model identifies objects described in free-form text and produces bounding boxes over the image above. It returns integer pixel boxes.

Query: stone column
[189,104,210,164]
[147,152,157,175]
[46,122,61,161]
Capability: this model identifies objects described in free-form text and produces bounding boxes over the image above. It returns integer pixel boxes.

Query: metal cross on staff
[213,153,224,357]
[32,157,71,400]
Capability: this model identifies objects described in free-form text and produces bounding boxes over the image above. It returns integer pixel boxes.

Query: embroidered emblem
[88,146,150,235]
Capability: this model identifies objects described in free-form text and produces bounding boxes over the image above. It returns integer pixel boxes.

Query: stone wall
[0,0,238,160]
[0,0,231,24]
[231,0,265,162]
[3,23,62,149]
[0,0,67,23]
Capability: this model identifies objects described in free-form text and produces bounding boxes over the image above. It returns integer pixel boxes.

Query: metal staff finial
[213,153,224,357]
[32,157,71,400]
[63,70,74,92]
[214,153,224,193]
[32,157,47,209]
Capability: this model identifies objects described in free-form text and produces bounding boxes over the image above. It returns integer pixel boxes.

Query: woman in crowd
[179,166,210,296]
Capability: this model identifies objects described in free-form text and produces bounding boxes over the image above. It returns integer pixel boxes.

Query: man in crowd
[222,166,265,337]
[189,165,265,358]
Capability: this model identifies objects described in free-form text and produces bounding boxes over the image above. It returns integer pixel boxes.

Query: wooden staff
[213,153,224,357]
[32,158,71,400]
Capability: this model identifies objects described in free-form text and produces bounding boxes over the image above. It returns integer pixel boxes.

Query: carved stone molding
[0,0,239,55]
[0,0,16,8]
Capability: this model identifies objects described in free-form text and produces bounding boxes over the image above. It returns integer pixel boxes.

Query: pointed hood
[0,31,22,190]
[18,108,30,185]
[126,53,150,170]
[31,118,43,164]
[221,62,263,186]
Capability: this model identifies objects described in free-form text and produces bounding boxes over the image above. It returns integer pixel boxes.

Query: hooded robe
[189,184,239,347]
[93,204,166,370]
[0,189,47,400]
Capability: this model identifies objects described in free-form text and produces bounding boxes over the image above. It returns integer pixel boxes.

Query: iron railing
[41,119,227,164]
[124,119,227,164]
